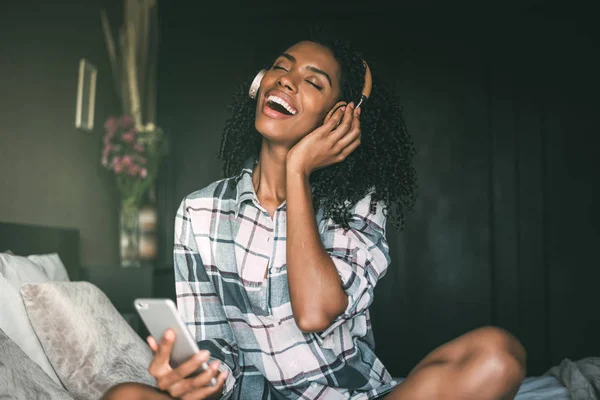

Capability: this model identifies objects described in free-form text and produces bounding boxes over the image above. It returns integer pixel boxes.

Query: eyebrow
[280,52,333,88]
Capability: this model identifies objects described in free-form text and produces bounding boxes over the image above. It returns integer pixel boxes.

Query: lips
[262,90,298,119]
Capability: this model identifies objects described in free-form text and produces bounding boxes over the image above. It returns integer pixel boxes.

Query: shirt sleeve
[319,193,391,324]
[174,198,238,398]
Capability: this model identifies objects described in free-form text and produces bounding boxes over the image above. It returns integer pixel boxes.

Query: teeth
[267,95,297,115]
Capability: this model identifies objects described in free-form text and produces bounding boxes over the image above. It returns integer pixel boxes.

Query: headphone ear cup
[324,101,347,124]
[249,69,267,100]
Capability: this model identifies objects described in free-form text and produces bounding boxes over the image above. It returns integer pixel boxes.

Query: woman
[103,29,526,400]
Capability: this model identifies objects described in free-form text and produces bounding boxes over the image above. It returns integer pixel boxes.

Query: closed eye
[306,81,322,90]
[273,65,287,71]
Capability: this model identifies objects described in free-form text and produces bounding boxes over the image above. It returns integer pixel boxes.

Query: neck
[252,140,288,207]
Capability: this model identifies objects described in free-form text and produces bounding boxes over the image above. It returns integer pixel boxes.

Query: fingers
[337,135,361,162]
[352,105,361,131]
[156,350,211,395]
[188,359,221,389]
[155,330,175,366]
[181,367,229,400]
[148,330,176,380]
[330,102,355,140]
[323,104,347,132]
[335,106,361,150]
[147,330,225,399]
[329,103,361,163]
[169,360,224,399]
[147,336,158,352]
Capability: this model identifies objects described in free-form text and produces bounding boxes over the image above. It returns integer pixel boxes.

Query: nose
[277,72,298,93]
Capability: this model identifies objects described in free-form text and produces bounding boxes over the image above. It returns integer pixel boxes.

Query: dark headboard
[0,221,81,280]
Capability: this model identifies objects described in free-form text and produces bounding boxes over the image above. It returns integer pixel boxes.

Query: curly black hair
[218,28,417,230]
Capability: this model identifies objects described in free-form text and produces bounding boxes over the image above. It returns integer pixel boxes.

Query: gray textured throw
[0,327,73,399]
[547,357,600,400]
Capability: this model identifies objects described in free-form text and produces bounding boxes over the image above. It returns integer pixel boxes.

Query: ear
[323,101,347,124]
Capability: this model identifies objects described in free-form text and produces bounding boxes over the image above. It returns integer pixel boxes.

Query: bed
[0,221,81,280]
[0,221,154,399]
[0,221,594,399]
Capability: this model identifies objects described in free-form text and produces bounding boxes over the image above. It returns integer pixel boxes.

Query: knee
[472,326,527,379]
[100,382,156,400]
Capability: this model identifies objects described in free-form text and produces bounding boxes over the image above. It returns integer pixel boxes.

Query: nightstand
[153,265,176,301]
[82,265,154,337]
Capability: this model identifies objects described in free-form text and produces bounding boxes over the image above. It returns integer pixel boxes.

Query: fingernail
[357,107,361,115]
[349,102,355,108]
[165,330,174,340]
[340,106,346,112]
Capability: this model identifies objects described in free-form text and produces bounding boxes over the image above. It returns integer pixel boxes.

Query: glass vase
[139,187,158,262]
[119,201,141,267]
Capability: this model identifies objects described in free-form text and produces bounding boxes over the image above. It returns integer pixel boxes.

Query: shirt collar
[235,157,258,208]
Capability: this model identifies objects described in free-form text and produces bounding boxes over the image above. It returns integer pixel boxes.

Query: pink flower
[113,158,124,173]
[133,143,144,152]
[122,156,132,166]
[121,130,136,144]
[128,164,140,176]
[119,115,134,129]
[104,117,118,135]
[102,144,112,159]
[140,168,148,178]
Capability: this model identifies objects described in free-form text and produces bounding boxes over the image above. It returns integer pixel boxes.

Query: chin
[254,101,324,145]
[255,115,278,138]
[254,114,300,145]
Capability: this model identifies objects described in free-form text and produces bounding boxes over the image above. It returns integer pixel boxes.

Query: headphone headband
[356,61,372,108]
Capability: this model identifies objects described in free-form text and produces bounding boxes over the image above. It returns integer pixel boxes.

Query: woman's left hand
[287,102,361,176]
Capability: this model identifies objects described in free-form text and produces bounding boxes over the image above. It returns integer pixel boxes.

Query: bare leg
[385,326,527,400]
[101,382,174,400]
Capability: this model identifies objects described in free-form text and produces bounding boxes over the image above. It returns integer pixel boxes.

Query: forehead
[283,41,340,76]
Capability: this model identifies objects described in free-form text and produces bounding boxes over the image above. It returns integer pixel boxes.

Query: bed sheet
[389,376,569,399]
[514,376,569,400]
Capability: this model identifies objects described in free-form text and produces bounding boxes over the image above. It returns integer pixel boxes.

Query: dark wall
[156,3,600,377]
[0,1,122,267]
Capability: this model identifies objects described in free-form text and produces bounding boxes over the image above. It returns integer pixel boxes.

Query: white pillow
[27,253,70,281]
[0,262,62,386]
[0,253,49,289]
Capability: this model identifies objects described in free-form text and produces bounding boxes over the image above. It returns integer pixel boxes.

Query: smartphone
[134,298,217,386]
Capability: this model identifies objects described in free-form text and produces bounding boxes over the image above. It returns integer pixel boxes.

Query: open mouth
[265,94,297,116]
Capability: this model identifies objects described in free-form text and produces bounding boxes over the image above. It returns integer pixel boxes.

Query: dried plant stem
[100,0,158,127]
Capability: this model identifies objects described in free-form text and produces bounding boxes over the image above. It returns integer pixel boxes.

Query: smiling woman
[220,29,417,231]
[100,28,526,400]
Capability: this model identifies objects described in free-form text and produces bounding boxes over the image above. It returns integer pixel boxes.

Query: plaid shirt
[174,159,398,399]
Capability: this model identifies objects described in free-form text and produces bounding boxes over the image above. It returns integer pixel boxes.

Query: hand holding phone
[135,299,227,398]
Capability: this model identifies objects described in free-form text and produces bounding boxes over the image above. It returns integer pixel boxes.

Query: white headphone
[248,69,267,101]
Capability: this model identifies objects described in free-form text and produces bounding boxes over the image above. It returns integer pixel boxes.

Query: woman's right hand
[147,330,228,399]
